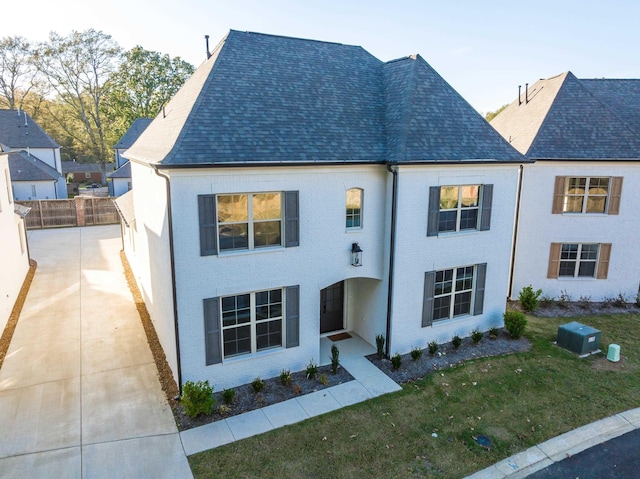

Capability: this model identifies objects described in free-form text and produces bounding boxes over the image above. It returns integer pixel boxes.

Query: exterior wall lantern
[351,242,363,267]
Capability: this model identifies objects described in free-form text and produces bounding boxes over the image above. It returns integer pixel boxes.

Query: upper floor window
[552,176,623,215]
[199,191,299,256]
[427,184,493,236]
[346,188,363,229]
[548,242,611,279]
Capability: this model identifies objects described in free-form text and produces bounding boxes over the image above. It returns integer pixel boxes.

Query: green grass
[189,313,640,479]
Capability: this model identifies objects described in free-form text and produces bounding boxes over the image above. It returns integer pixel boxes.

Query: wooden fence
[17,197,119,230]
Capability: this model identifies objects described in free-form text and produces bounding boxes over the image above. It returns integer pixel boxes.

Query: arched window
[346,188,363,229]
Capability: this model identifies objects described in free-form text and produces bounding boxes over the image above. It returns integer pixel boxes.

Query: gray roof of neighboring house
[490,72,640,159]
[114,190,135,226]
[125,30,522,167]
[8,150,62,181]
[61,161,103,174]
[14,203,31,218]
[114,118,153,149]
[0,109,60,149]
[108,161,131,179]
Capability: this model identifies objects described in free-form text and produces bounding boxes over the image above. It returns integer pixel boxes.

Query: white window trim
[439,185,481,233]
[564,177,610,214]
[559,243,600,278]
[434,265,476,321]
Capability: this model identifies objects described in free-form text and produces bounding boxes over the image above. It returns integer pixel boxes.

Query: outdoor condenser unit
[557,322,601,356]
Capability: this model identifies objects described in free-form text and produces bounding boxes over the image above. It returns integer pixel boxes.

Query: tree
[32,29,121,180]
[485,103,509,122]
[104,46,194,137]
[0,36,41,110]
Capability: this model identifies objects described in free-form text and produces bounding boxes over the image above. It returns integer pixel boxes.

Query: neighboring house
[109,118,152,196]
[8,151,63,200]
[491,72,640,302]
[0,152,30,332]
[0,109,66,199]
[119,31,525,391]
[61,161,103,184]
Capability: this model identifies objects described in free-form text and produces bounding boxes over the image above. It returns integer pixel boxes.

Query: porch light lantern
[351,242,363,267]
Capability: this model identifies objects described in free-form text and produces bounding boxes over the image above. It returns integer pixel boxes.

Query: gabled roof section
[126,31,386,166]
[384,55,521,162]
[0,109,60,149]
[491,72,640,159]
[114,118,153,149]
[8,150,61,181]
[580,79,640,136]
[114,190,135,226]
[108,161,131,179]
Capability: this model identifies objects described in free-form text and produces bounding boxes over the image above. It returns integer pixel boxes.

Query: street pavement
[0,225,192,479]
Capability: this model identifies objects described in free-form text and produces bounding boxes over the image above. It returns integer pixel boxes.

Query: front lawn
[189,313,640,479]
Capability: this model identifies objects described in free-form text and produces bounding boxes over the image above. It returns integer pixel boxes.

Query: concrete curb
[466,407,640,478]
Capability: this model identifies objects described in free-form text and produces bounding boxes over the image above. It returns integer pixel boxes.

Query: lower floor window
[433,266,475,321]
[221,289,283,358]
[559,243,599,277]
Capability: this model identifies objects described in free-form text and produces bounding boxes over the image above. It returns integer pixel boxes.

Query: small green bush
[251,377,265,393]
[306,360,318,380]
[504,311,527,339]
[519,285,542,312]
[428,340,438,355]
[489,327,500,339]
[471,329,483,344]
[318,373,328,386]
[181,380,215,418]
[376,334,385,359]
[222,388,235,405]
[452,335,462,349]
[391,353,402,370]
[410,346,423,361]
[331,344,340,375]
[280,369,292,386]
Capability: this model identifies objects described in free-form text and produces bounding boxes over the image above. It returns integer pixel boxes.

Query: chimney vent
[205,35,211,60]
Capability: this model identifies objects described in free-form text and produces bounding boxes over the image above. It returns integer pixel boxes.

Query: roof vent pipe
[525,83,529,104]
[518,85,522,106]
[24,111,28,126]
[205,35,211,60]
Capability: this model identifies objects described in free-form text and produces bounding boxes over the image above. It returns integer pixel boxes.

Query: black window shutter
[422,271,436,327]
[286,285,300,348]
[473,263,487,315]
[479,184,493,231]
[203,297,222,365]
[427,186,440,237]
[284,191,299,247]
[198,195,217,256]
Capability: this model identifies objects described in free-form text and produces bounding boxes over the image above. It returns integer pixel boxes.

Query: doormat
[328,332,352,341]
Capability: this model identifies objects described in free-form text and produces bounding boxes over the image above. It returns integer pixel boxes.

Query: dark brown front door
[320,281,344,334]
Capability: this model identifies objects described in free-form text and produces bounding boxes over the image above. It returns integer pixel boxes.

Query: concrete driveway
[0,225,193,478]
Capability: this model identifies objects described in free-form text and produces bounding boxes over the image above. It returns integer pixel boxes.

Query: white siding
[512,161,640,301]
[112,177,132,196]
[0,156,30,332]
[11,180,58,200]
[28,148,62,173]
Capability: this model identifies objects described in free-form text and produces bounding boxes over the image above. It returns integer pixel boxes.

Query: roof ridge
[230,29,351,48]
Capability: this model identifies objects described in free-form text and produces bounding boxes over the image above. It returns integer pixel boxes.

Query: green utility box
[557,322,601,356]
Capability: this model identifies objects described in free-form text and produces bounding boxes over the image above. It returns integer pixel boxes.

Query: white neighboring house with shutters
[0,153,30,332]
[117,31,524,391]
[491,72,640,302]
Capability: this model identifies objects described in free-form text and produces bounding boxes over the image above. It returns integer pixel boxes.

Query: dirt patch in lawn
[368,330,531,384]
[0,260,37,369]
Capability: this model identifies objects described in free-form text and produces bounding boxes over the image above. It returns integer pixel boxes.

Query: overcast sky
[5,0,639,114]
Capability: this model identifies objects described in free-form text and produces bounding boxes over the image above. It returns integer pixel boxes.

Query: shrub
[519,285,542,312]
[452,335,462,349]
[578,295,591,309]
[636,292,640,308]
[504,311,527,339]
[181,380,215,418]
[306,360,318,380]
[331,344,340,375]
[557,290,571,308]
[318,373,328,386]
[471,329,483,344]
[293,384,302,395]
[391,353,402,370]
[411,346,423,361]
[222,388,235,405]
[614,293,627,308]
[602,296,616,308]
[280,369,292,386]
[539,294,555,308]
[376,334,385,359]
[251,377,265,393]
[489,327,500,339]
[428,340,439,355]
[217,404,231,416]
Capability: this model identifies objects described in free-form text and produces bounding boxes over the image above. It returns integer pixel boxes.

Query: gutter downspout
[385,163,398,358]
[508,164,524,299]
[152,165,183,395]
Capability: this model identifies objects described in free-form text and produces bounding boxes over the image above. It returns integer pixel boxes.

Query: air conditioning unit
[557,322,601,356]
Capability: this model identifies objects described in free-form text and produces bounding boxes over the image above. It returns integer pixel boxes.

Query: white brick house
[119,31,524,390]
[491,72,640,302]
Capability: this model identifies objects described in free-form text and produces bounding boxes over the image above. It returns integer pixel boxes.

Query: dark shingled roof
[61,161,103,174]
[108,161,131,179]
[0,109,60,149]
[8,150,61,181]
[125,31,521,167]
[490,72,640,160]
[114,118,153,149]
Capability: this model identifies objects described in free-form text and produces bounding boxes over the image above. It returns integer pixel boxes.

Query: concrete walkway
[0,226,192,479]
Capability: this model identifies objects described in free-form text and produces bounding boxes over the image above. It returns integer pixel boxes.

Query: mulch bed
[368,330,531,384]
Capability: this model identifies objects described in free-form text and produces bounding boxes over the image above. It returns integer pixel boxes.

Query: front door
[320,281,344,334]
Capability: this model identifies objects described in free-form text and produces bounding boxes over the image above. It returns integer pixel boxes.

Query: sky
[5,0,640,114]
